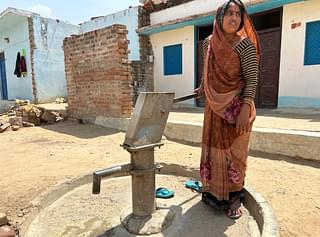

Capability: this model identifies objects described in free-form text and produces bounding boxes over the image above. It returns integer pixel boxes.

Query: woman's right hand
[236,103,251,134]
[194,85,204,99]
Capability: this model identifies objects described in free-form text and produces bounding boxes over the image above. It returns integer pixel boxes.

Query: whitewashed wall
[151,26,195,105]
[0,15,33,100]
[279,0,320,107]
[32,16,79,103]
[151,0,222,25]
[79,7,139,61]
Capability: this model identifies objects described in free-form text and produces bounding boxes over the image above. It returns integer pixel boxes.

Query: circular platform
[25,175,260,237]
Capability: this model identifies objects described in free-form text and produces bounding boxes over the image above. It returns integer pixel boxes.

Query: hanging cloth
[20,49,27,77]
[14,52,21,78]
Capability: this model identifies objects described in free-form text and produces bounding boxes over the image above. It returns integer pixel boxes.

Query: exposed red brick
[63,25,133,119]
[131,6,154,104]
[28,17,38,103]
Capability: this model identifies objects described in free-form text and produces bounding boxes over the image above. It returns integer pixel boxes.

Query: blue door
[0,57,8,100]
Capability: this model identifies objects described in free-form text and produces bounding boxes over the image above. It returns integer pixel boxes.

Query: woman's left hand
[236,103,251,134]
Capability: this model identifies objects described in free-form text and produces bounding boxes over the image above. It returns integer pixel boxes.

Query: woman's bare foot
[226,207,243,219]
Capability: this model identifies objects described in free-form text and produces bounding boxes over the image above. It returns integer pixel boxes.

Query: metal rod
[121,142,164,152]
[92,163,132,194]
[173,93,197,103]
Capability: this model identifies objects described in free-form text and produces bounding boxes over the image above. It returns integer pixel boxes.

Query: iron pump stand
[92,92,183,235]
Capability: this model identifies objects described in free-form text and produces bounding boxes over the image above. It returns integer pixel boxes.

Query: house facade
[139,0,320,108]
[0,8,79,103]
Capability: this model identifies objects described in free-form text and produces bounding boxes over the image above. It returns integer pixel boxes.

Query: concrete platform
[95,107,320,161]
[21,163,278,237]
[24,175,259,237]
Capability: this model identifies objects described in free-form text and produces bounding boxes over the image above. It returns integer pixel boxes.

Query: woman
[195,0,260,219]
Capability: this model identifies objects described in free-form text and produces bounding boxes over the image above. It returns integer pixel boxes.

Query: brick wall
[63,24,132,119]
[131,7,154,103]
[143,0,194,13]
[28,17,38,103]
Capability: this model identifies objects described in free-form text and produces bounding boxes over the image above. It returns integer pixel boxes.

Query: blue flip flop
[185,180,202,193]
[155,187,174,199]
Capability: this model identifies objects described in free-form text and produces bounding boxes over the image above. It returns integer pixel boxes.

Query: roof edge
[0,7,37,18]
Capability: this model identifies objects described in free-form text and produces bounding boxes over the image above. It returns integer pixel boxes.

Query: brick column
[28,17,38,104]
[131,6,155,104]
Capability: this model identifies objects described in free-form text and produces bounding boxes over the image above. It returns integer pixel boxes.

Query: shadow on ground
[100,194,234,237]
[39,121,120,139]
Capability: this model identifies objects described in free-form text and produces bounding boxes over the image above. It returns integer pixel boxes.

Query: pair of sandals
[155,180,202,198]
[155,180,202,199]
[156,180,202,199]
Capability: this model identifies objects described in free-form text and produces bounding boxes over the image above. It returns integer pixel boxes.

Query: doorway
[0,52,8,100]
[251,8,282,108]
[196,25,212,107]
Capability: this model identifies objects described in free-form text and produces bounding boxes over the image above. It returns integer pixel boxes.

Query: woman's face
[222,3,242,34]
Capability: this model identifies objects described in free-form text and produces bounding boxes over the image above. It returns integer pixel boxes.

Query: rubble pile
[0,100,65,133]
[0,213,16,237]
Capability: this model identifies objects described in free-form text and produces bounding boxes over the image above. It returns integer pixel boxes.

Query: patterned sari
[200,3,260,201]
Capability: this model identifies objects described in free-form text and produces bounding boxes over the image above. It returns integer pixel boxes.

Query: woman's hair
[218,0,246,32]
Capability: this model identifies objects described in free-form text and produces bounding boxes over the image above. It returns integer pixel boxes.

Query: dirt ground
[0,121,319,237]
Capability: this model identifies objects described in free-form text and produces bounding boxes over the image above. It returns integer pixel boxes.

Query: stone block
[0,213,8,226]
[11,125,19,131]
[0,123,10,133]
[9,116,22,127]
[41,110,57,124]
[0,225,15,237]
[22,121,35,127]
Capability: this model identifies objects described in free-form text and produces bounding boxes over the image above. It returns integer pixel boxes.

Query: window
[304,20,320,65]
[163,44,182,75]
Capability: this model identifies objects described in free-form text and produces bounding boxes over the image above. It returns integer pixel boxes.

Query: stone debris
[0,123,10,133]
[0,213,16,237]
[41,110,63,124]
[22,121,35,127]
[8,117,22,127]
[21,105,42,126]
[0,100,66,134]
[55,97,66,104]
[0,122,11,133]
[0,213,8,226]
[0,225,16,237]
[11,125,20,131]
[15,99,30,106]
